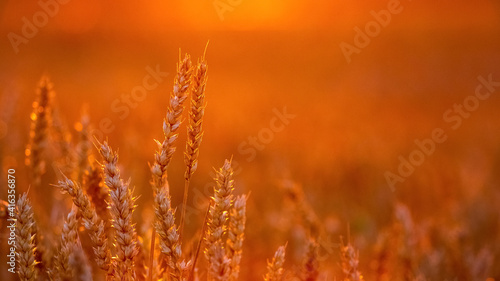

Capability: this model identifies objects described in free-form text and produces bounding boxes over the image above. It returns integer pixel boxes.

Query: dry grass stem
[188,202,211,281]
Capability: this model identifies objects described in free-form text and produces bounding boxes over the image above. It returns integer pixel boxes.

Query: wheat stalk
[57,177,112,275]
[264,245,286,281]
[98,141,138,281]
[25,76,52,189]
[227,194,247,281]
[180,54,208,238]
[15,193,38,281]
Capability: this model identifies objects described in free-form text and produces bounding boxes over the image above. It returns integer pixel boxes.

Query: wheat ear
[98,141,138,281]
[264,245,286,281]
[16,193,38,281]
[205,159,234,280]
[180,54,208,238]
[25,76,52,189]
[227,194,247,281]
[83,161,109,221]
[150,53,192,280]
[340,237,364,281]
[52,205,79,281]
[151,53,192,194]
[154,183,184,281]
[57,178,111,274]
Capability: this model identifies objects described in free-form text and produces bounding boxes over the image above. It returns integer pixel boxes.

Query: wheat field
[1,1,500,281]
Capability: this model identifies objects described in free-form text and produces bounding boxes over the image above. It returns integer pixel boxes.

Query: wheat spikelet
[52,205,79,281]
[180,55,208,237]
[264,245,286,281]
[98,141,139,281]
[57,177,111,273]
[340,237,363,281]
[151,53,192,194]
[15,193,38,281]
[205,159,234,280]
[26,76,53,189]
[154,184,184,281]
[209,241,231,281]
[227,194,247,281]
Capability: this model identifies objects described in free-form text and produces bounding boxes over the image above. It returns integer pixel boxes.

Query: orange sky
[1,0,499,34]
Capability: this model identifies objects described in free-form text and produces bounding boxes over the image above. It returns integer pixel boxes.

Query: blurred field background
[1,0,500,280]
